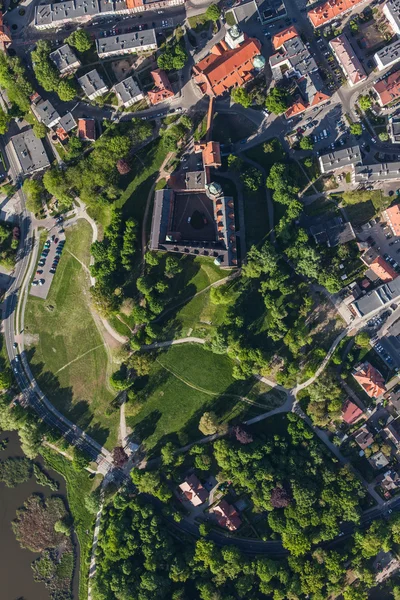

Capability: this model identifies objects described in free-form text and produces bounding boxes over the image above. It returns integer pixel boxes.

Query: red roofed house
[285,73,330,118]
[329,35,367,87]
[0,12,11,45]
[308,0,367,28]
[147,69,174,105]
[56,127,69,142]
[193,37,262,97]
[374,70,400,107]
[77,118,96,142]
[341,398,364,425]
[179,474,208,506]
[211,500,242,531]
[353,362,386,398]
[383,204,400,237]
[370,256,398,282]
[272,25,298,50]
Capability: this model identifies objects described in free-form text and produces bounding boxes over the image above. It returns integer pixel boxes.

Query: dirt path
[54,344,104,375]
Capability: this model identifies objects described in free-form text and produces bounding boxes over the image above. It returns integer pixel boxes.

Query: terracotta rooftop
[179,474,208,506]
[353,361,386,398]
[354,425,374,449]
[374,70,400,106]
[329,34,367,86]
[308,0,365,28]
[212,499,242,531]
[193,38,262,97]
[341,398,364,424]
[272,25,298,50]
[370,256,398,282]
[56,127,69,142]
[147,68,174,105]
[384,204,400,236]
[203,141,221,167]
[77,118,96,141]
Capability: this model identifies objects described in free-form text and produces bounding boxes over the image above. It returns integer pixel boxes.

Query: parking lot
[30,222,65,301]
[359,220,400,268]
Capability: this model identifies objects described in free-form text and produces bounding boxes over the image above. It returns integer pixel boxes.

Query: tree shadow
[131,410,162,445]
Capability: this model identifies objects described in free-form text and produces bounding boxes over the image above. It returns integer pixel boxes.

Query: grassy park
[126,344,286,455]
[24,220,118,449]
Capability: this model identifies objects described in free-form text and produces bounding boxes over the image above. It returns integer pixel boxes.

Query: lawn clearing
[127,344,283,454]
[24,220,118,449]
[187,12,211,31]
[339,189,392,226]
[41,447,99,600]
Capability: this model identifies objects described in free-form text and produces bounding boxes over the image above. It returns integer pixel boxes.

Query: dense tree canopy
[66,29,92,52]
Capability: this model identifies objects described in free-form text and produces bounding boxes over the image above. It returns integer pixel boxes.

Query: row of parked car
[32,234,65,287]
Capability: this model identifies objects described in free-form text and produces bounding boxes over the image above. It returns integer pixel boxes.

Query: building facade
[114,76,144,107]
[49,44,81,76]
[8,129,50,175]
[77,69,108,100]
[96,29,157,58]
[329,34,367,87]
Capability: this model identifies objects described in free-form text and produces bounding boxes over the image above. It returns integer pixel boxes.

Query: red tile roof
[308,0,365,28]
[341,398,364,424]
[77,118,96,141]
[330,35,367,86]
[384,204,400,236]
[0,12,11,43]
[353,362,386,398]
[193,38,262,97]
[374,69,400,106]
[203,141,221,167]
[272,26,299,50]
[179,474,208,506]
[56,127,69,142]
[147,69,174,105]
[370,256,398,282]
[212,500,242,531]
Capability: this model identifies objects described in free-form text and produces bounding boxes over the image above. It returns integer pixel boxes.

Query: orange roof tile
[56,127,69,142]
[341,398,364,424]
[193,38,262,97]
[374,69,400,106]
[212,500,241,531]
[308,0,365,28]
[330,35,367,86]
[385,204,400,236]
[285,99,308,117]
[179,474,208,506]
[370,256,398,282]
[148,69,174,105]
[353,362,386,398]
[77,118,96,141]
[203,141,221,167]
[125,0,143,8]
[272,26,299,50]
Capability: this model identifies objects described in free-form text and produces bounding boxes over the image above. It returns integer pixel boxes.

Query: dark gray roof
[32,99,60,127]
[352,276,400,316]
[58,112,77,132]
[309,216,355,247]
[96,29,157,56]
[114,76,143,104]
[49,44,80,72]
[10,129,50,175]
[375,38,400,67]
[270,35,317,79]
[35,0,100,26]
[354,161,400,182]
[77,69,107,97]
[319,145,362,172]
[150,189,174,251]
[385,0,400,33]
[390,116,400,143]
[185,171,206,190]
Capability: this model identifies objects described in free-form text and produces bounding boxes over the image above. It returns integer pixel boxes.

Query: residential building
[125,0,184,12]
[285,72,330,118]
[31,99,60,129]
[352,361,386,398]
[319,145,361,173]
[179,474,208,506]
[35,0,129,29]
[383,204,400,236]
[49,44,81,76]
[0,12,11,44]
[384,0,400,36]
[380,470,400,495]
[354,161,400,184]
[351,276,400,317]
[354,425,374,450]
[193,37,263,97]
[8,129,50,175]
[114,76,144,107]
[96,29,157,58]
[78,118,96,141]
[369,450,390,469]
[373,70,400,106]
[77,69,108,100]
[147,69,174,105]
[269,28,317,81]
[341,398,364,425]
[384,423,400,447]
[309,215,355,246]
[56,112,77,141]
[308,0,367,28]
[329,34,367,87]
[389,116,400,143]
[361,247,398,283]
[374,39,400,71]
[211,500,242,530]
[196,141,222,168]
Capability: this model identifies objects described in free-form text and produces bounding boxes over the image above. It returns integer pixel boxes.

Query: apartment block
[96,29,157,58]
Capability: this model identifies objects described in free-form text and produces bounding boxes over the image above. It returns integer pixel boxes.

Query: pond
[0,431,79,600]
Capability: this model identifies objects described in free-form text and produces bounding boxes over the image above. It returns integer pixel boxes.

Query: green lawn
[41,448,99,600]
[126,344,284,454]
[187,12,211,31]
[24,220,118,449]
[340,189,392,226]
